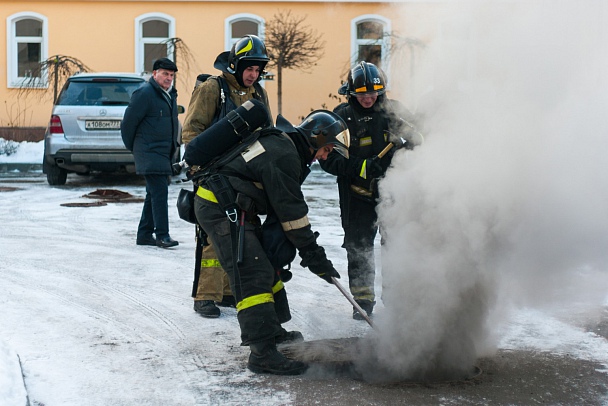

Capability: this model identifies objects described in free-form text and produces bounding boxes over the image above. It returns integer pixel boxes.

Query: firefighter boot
[248,339,308,375]
[275,328,304,345]
[353,300,375,321]
[215,295,236,308]
[193,300,221,318]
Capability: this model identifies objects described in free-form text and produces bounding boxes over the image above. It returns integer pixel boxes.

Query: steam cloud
[357,1,608,381]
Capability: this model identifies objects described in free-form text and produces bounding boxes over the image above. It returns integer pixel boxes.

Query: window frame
[6,11,48,88]
[134,12,176,74]
[351,15,391,79]
[224,13,265,51]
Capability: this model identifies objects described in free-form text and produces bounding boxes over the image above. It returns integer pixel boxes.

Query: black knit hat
[153,58,178,72]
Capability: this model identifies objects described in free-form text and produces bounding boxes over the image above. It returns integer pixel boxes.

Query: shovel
[331,277,375,329]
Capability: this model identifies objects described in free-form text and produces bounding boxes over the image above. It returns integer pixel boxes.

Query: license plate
[85,120,121,130]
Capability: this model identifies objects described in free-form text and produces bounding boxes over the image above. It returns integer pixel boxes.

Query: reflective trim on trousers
[350,286,374,302]
[200,258,222,268]
[236,292,274,312]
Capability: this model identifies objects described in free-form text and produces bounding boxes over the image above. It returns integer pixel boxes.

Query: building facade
[2,0,440,130]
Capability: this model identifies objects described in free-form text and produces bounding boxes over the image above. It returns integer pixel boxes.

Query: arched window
[135,13,175,73]
[224,14,264,51]
[7,12,48,88]
[351,15,391,71]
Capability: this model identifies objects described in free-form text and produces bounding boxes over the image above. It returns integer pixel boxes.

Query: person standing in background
[121,57,181,248]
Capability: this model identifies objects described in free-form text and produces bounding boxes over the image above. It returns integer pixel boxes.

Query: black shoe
[353,300,375,321]
[275,329,304,345]
[136,237,156,246]
[156,236,179,248]
[193,300,220,318]
[215,295,236,308]
[248,340,308,375]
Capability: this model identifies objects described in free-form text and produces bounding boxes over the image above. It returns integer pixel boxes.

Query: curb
[0,343,30,406]
[0,163,42,173]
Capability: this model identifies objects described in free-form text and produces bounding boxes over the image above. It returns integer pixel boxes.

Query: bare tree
[264,10,325,114]
[385,33,425,78]
[18,55,92,103]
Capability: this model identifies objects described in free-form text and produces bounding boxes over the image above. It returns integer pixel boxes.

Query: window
[135,13,175,73]
[7,12,48,88]
[351,15,391,71]
[224,14,264,51]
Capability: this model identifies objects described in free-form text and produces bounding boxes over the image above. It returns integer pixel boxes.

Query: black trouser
[137,174,170,239]
[343,196,378,303]
[195,195,291,345]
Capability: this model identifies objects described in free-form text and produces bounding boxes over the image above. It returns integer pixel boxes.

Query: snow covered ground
[1,141,608,405]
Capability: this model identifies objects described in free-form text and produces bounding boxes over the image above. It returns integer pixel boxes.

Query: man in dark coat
[121,57,181,248]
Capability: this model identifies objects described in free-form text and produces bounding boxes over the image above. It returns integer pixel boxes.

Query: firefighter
[181,35,272,318]
[319,61,421,320]
[190,108,349,375]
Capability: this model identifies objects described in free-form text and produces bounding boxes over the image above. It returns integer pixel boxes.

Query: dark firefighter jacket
[121,77,180,175]
[319,97,414,225]
[200,129,317,251]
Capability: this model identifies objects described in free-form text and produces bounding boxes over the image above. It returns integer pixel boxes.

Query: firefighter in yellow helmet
[320,61,422,320]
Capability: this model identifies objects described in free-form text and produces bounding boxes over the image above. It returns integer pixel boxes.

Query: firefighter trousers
[343,196,379,303]
[195,194,291,345]
[193,242,233,302]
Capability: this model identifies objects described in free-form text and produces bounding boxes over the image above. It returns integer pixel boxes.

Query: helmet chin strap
[234,70,246,88]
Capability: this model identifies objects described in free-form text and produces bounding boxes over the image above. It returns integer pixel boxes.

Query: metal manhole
[280,338,482,384]
[82,189,144,203]
[61,201,108,207]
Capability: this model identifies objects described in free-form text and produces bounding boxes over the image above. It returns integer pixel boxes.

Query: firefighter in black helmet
[227,34,270,87]
[182,35,273,319]
[193,107,349,375]
[320,61,422,320]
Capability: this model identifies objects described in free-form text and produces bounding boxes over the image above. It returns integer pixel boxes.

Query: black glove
[347,156,383,179]
[364,157,384,179]
[299,242,340,284]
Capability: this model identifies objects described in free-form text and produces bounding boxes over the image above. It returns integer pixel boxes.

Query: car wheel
[45,161,68,185]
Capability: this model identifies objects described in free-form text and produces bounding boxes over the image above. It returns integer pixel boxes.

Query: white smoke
[357,0,608,381]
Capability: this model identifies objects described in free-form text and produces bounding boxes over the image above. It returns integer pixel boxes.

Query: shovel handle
[376,142,395,159]
[331,277,375,328]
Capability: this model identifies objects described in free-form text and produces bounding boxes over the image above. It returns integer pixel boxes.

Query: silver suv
[43,72,149,185]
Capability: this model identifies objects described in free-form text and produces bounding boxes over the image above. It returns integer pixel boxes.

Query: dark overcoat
[121,77,180,175]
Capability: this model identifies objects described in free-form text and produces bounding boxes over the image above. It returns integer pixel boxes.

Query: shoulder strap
[212,76,241,124]
[213,76,228,109]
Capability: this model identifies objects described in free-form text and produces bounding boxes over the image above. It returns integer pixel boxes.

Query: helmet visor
[331,142,349,159]
[319,127,350,159]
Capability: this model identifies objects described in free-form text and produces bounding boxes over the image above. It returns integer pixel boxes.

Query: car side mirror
[177,105,186,114]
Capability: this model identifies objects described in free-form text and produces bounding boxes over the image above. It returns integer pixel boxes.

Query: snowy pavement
[1,161,607,405]
[0,166,370,405]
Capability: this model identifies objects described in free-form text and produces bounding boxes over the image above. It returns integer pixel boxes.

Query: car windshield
[56,79,144,106]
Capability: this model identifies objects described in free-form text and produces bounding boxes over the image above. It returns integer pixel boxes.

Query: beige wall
[1,1,438,128]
